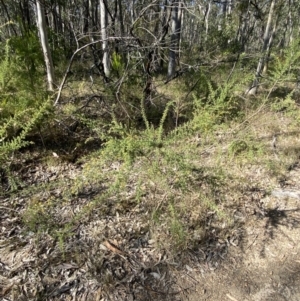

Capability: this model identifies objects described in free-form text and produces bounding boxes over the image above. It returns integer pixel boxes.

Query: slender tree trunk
[179,4,183,61]
[94,0,99,29]
[100,0,110,77]
[168,1,182,79]
[236,1,252,52]
[287,0,293,45]
[118,0,124,36]
[263,19,278,74]
[21,0,31,32]
[83,0,89,33]
[227,0,233,16]
[247,0,276,95]
[130,0,135,23]
[89,0,95,31]
[36,0,55,91]
[201,1,211,45]
[159,0,170,69]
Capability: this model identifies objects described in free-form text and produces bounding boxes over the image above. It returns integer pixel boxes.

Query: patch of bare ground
[2,110,300,301]
[187,189,300,301]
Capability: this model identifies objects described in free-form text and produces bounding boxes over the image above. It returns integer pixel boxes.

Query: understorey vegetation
[1,1,300,300]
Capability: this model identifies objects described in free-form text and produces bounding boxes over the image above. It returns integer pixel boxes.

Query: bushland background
[1,1,300,300]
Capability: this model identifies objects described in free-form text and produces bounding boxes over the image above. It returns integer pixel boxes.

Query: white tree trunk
[36,0,55,91]
[227,0,233,17]
[199,1,211,43]
[287,3,293,45]
[100,0,110,77]
[263,20,277,74]
[167,1,182,79]
[247,0,276,95]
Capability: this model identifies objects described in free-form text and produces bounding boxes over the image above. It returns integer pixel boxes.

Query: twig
[0,206,19,213]
[246,233,258,250]
[54,37,137,106]
[141,282,193,296]
[226,293,239,301]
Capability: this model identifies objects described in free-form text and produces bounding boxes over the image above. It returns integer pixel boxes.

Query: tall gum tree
[100,0,110,77]
[36,0,55,91]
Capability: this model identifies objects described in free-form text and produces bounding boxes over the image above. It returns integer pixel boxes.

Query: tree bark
[167,1,182,80]
[0,0,18,36]
[118,0,124,36]
[247,0,276,95]
[36,0,55,91]
[83,0,89,33]
[100,0,110,77]
[158,0,170,69]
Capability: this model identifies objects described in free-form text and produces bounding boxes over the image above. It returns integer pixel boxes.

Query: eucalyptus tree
[36,0,55,91]
[100,0,110,77]
[168,0,183,79]
[2,0,299,100]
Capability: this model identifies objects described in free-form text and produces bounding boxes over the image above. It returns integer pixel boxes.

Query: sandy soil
[187,165,300,301]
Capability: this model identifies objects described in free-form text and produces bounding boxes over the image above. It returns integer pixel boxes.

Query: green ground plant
[64,81,238,254]
[7,35,300,260]
[0,99,52,191]
[0,38,53,191]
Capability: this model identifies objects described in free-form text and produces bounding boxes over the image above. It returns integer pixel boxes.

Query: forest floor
[1,107,300,301]
[188,175,300,301]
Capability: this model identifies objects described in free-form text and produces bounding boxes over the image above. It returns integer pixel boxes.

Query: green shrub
[0,99,52,190]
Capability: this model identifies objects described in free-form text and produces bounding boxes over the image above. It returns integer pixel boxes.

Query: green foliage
[0,35,52,187]
[0,99,52,190]
[0,42,11,90]
[4,0,300,281]
[22,197,55,233]
[228,139,248,156]
[191,70,249,133]
[6,16,300,260]
[8,31,44,79]
[68,100,227,253]
[270,94,298,113]
[228,137,264,160]
[183,70,210,101]
[111,51,124,75]
[268,40,300,82]
[168,203,187,249]
[0,36,48,119]
[47,27,69,62]
[265,39,300,102]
